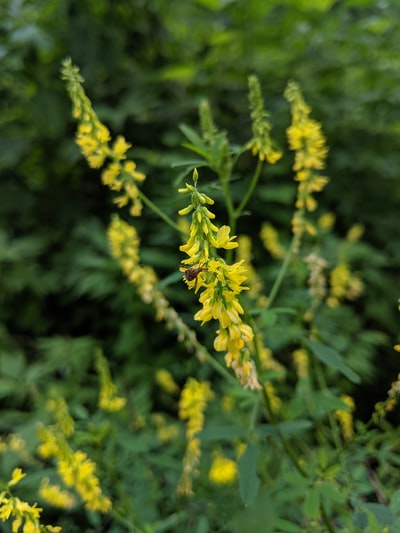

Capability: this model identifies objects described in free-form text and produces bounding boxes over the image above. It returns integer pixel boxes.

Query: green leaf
[303,485,321,519]
[307,340,361,384]
[179,124,208,156]
[239,443,260,506]
[257,419,313,438]
[273,518,303,533]
[389,489,400,514]
[199,425,247,441]
[363,503,395,526]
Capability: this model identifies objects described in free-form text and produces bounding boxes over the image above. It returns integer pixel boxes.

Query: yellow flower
[155,369,179,395]
[346,223,364,243]
[334,395,355,441]
[113,135,131,160]
[36,400,111,514]
[209,454,237,485]
[317,211,336,231]
[8,468,26,487]
[39,479,76,509]
[96,350,126,412]
[292,349,309,380]
[260,223,286,259]
[327,262,363,308]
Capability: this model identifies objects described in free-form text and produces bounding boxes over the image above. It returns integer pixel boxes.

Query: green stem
[202,350,238,385]
[139,189,184,235]
[234,158,263,220]
[265,231,300,310]
[320,503,336,533]
[220,170,236,231]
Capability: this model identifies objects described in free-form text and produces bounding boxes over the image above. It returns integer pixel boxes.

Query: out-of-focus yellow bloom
[285,81,329,242]
[318,212,336,231]
[334,395,355,442]
[346,223,365,243]
[37,400,112,514]
[327,262,363,308]
[264,381,282,414]
[152,414,180,444]
[209,453,237,485]
[304,252,328,317]
[39,479,76,509]
[260,223,286,260]
[96,350,126,412]
[178,378,214,496]
[8,468,25,488]
[292,348,309,380]
[155,369,179,395]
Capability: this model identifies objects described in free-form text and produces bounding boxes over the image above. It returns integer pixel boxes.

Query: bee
[180,263,208,290]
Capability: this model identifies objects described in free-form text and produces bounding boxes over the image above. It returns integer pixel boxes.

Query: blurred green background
[1,0,399,423]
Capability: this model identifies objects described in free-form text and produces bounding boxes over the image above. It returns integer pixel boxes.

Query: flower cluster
[327,262,364,308]
[246,75,282,164]
[38,479,76,510]
[179,170,260,390]
[334,395,355,442]
[285,81,329,239]
[37,397,111,513]
[155,369,180,395]
[208,453,237,485]
[177,378,214,496]
[304,251,328,318]
[292,348,309,380]
[260,222,286,260]
[95,350,127,412]
[0,468,61,532]
[61,58,146,216]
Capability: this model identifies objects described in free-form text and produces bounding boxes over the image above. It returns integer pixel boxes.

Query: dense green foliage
[1,0,400,532]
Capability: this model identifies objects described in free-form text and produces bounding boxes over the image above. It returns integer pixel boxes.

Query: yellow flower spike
[178,378,214,496]
[178,173,261,389]
[246,75,282,164]
[285,81,329,244]
[61,58,146,216]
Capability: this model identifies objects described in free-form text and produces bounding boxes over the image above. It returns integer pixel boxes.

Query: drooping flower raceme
[179,170,260,390]
[61,58,146,216]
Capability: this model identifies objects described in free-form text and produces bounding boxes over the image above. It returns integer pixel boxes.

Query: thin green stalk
[138,189,184,234]
[320,503,336,533]
[234,158,263,221]
[201,350,238,385]
[265,231,300,310]
[220,169,235,230]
